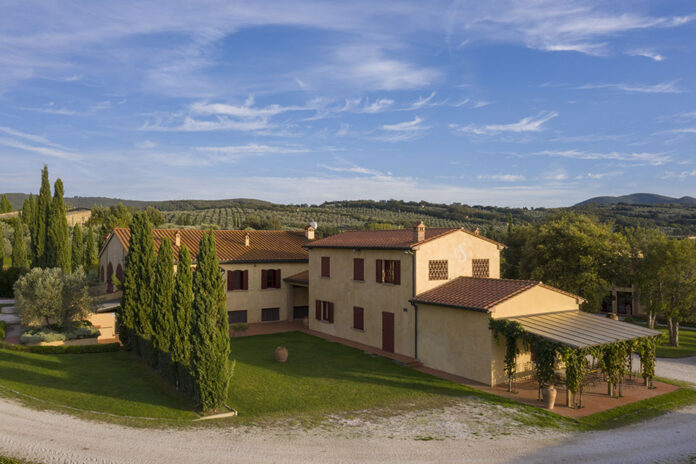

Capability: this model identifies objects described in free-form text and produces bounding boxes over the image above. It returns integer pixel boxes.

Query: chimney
[244,232,250,247]
[175,231,181,247]
[473,227,480,235]
[413,221,426,243]
[305,224,315,240]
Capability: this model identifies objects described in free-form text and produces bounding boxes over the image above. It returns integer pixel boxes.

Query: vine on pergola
[489,318,657,406]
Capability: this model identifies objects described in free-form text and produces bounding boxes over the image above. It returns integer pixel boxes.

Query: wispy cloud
[576,80,681,94]
[477,173,525,182]
[451,111,558,135]
[540,169,568,181]
[626,49,665,61]
[536,149,670,165]
[195,143,308,162]
[319,162,382,176]
[376,116,430,142]
[0,127,79,160]
[660,170,696,179]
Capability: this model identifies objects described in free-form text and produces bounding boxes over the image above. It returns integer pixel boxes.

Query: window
[321,256,330,277]
[353,306,364,330]
[353,258,364,281]
[227,270,248,291]
[472,259,490,278]
[261,269,281,289]
[228,310,247,324]
[315,300,334,323]
[376,259,400,285]
[428,260,448,280]
[261,307,280,322]
[293,306,309,319]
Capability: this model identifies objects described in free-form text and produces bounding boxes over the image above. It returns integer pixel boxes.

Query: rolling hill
[575,193,696,207]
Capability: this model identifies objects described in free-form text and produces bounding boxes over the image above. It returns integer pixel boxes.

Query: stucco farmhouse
[99,222,656,386]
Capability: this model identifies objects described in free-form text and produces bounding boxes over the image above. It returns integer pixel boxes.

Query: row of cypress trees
[13,166,98,272]
[119,213,231,411]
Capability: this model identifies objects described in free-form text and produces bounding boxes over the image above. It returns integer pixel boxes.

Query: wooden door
[382,312,395,353]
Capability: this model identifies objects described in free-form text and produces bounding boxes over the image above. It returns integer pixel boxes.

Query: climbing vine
[531,338,559,387]
[561,347,588,408]
[489,319,527,392]
[602,341,629,397]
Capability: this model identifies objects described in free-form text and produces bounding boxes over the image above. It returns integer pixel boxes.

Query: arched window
[106,263,114,294]
[116,264,123,283]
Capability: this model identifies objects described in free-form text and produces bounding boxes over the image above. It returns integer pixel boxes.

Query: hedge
[0,342,120,354]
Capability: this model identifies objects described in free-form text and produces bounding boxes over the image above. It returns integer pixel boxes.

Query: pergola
[491,310,661,409]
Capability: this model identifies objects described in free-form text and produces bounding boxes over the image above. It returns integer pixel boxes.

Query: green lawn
[0,349,197,424]
[655,327,696,358]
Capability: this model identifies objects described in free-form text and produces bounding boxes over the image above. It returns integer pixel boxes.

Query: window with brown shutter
[315,300,321,320]
[376,259,383,282]
[353,306,364,330]
[472,259,490,278]
[321,256,330,277]
[429,260,448,280]
[316,300,334,323]
[227,270,248,291]
[379,259,401,285]
[261,269,281,289]
[261,307,280,322]
[353,258,364,281]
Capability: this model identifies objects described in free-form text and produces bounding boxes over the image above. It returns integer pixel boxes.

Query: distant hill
[575,193,696,207]
[0,194,276,211]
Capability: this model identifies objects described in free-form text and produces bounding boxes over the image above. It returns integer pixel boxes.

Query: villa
[98,222,658,387]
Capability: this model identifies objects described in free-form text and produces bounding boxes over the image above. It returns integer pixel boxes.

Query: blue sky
[1,0,695,207]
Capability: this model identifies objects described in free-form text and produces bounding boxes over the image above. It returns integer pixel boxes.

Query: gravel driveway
[1,396,696,464]
[632,355,696,385]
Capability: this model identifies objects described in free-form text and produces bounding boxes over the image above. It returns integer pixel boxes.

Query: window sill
[353,279,365,283]
[352,327,364,332]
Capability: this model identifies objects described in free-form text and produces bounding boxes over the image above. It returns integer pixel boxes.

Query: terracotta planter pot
[541,385,557,410]
[274,346,288,363]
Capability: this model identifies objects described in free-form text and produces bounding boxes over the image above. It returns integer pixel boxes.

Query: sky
[1,0,695,207]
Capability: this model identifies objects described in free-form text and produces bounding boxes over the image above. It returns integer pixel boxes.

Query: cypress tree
[33,166,51,267]
[172,244,193,389]
[21,194,35,226]
[153,238,175,374]
[71,224,84,272]
[84,225,98,269]
[46,179,71,272]
[0,195,12,213]
[0,224,4,269]
[12,218,28,269]
[190,231,230,411]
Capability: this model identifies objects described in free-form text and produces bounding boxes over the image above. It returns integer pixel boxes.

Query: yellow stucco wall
[220,262,308,323]
[416,304,495,385]
[414,230,501,295]
[308,248,416,357]
[66,209,92,227]
[491,285,581,318]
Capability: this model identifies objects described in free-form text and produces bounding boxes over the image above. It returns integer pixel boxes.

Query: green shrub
[0,320,6,340]
[20,323,100,344]
[230,323,248,332]
[0,341,120,354]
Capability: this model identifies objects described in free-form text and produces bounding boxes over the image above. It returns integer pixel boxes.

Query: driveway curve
[1,397,696,464]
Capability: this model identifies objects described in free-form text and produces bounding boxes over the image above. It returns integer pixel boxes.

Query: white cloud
[0,136,78,160]
[135,140,157,149]
[382,116,426,132]
[541,169,568,181]
[477,173,525,182]
[195,143,307,162]
[660,170,696,179]
[377,116,429,142]
[577,80,681,94]
[318,163,382,176]
[626,49,665,61]
[536,149,670,165]
[452,111,558,135]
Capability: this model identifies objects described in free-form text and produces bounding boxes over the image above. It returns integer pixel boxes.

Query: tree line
[119,212,231,412]
[503,212,696,346]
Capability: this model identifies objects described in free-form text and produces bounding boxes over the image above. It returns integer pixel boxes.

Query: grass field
[655,327,696,358]
[0,332,694,430]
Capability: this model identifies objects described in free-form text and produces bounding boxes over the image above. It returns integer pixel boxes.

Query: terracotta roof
[306,228,459,249]
[283,270,309,284]
[410,277,583,312]
[110,228,308,263]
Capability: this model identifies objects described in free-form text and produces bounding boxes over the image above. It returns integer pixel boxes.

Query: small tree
[46,179,71,272]
[59,267,93,327]
[171,244,193,389]
[12,218,29,269]
[14,268,63,326]
[190,231,230,411]
[84,225,98,269]
[71,224,84,273]
[0,194,12,213]
[658,239,696,346]
[152,238,175,374]
[33,165,52,267]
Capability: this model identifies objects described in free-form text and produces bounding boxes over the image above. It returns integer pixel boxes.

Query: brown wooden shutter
[227,271,233,291]
[376,259,383,282]
[321,256,330,277]
[315,300,321,320]
[275,269,281,288]
[328,302,334,323]
[261,270,268,289]
[242,270,248,290]
[393,260,401,285]
[354,258,364,281]
[353,306,364,330]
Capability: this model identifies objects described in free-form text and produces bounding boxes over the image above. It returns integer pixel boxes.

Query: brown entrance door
[382,312,395,353]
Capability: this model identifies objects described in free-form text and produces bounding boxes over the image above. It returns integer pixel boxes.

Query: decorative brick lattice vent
[472,259,490,278]
[429,260,448,280]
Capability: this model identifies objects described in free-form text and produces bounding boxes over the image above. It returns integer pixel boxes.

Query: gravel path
[633,355,696,385]
[1,396,696,464]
